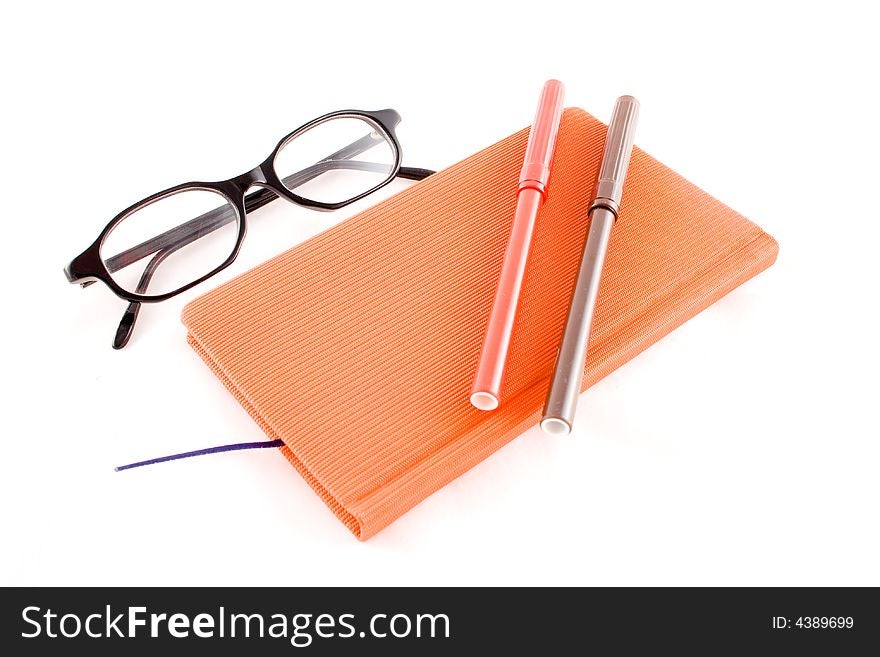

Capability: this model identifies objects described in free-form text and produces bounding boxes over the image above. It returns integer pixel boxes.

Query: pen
[540,95,639,435]
[470,79,566,411]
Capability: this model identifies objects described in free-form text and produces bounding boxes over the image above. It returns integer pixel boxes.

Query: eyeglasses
[64,108,434,349]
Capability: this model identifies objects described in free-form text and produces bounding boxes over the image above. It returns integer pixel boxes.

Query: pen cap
[518,79,566,196]
[592,95,640,214]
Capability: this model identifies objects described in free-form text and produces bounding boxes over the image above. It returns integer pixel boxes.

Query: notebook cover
[182,108,778,540]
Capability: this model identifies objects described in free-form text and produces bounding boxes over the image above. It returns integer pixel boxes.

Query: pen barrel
[591,96,640,215]
[471,189,544,409]
[518,80,566,196]
[471,80,565,411]
[541,208,616,434]
[541,95,639,435]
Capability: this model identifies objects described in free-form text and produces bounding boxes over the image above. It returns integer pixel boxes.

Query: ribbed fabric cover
[182,108,778,539]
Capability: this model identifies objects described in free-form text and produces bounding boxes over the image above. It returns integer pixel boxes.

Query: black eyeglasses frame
[63,108,434,348]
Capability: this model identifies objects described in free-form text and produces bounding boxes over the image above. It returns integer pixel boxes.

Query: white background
[1,1,877,586]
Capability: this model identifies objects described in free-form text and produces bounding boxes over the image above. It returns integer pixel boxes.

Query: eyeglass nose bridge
[230,165,270,193]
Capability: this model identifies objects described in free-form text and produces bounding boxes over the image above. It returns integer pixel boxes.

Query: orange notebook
[182,108,778,540]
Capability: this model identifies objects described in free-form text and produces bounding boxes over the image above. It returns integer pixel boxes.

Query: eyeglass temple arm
[104,161,433,275]
[108,165,401,348]
[108,163,433,348]
[112,241,189,348]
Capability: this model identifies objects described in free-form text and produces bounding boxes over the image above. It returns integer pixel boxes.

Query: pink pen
[470,79,565,410]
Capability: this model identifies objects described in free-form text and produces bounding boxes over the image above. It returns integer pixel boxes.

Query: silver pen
[541,96,639,436]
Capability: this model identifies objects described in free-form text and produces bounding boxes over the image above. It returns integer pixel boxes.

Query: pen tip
[540,417,571,436]
[470,391,499,411]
